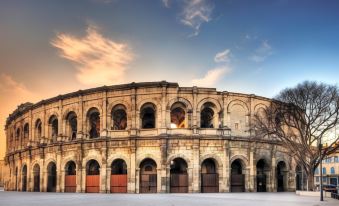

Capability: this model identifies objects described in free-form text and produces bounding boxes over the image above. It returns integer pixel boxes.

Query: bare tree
[254,81,339,191]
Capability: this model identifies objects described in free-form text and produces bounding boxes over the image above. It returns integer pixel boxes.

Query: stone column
[129,139,136,193]
[78,95,84,139]
[249,147,255,192]
[225,140,230,192]
[101,91,107,137]
[56,147,62,192]
[160,138,168,193]
[192,138,200,192]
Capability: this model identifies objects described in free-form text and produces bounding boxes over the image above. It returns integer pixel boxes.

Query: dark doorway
[230,159,245,192]
[170,158,188,193]
[33,164,40,192]
[65,161,76,192]
[201,158,219,193]
[47,162,57,192]
[295,165,302,190]
[86,160,100,193]
[22,165,27,192]
[140,158,157,193]
[277,161,287,192]
[111,159,127,193]
[256,159,267,192]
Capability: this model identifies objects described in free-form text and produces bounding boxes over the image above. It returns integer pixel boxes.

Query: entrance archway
[47,162,57,192]
[140,158,157,193]
[201,158,219,193]
[86,160,100,193]
[170,158,188,193]
[256,159,267,192]
[33,164,40,192]
[64,161,76,192]
[277,161,287,192]
[111,159,127,193]
[230,159,245,192]
[22,165,27,192]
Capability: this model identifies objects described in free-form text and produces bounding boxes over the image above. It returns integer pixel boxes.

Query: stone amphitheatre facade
[4,81,301,193]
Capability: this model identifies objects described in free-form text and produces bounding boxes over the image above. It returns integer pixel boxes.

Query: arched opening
[22,165,27,192]
[64,161,76,192]
[256,159,267,192]
[66,112,77,140]
[295,165,302,191]
[112,105,127,130]
[110,159,127,193]
[201,158,219,193]
[140,103,156,129]
[33,164,40,192]
[201,107,215,128]
[35,119,42,140]
[170,158,188,193]
[140,158,157,193]
[87,108,100,138]
[15,167,18,191]
[16,128,20,141]
[170,102,186,128]
[86,160,100,193]
[48,115,58,142]
[23,123,29,139]
[277,161,287,192]
[47,162,57,192]
[230,159,245,192]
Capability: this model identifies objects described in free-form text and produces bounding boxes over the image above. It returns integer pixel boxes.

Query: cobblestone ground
[0,192,337,206]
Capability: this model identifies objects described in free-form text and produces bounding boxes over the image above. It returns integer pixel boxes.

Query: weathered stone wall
[4,82,298,193]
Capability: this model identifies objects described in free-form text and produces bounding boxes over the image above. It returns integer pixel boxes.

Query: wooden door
[86,175,100,193]
[231,174,245,192]
[65,175,76,193]
[170,174,188,193]
[111,174,127,193]
[201,173,219,193]
[140,174,157,193]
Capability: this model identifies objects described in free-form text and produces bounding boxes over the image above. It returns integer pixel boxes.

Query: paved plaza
[0,192,337,206]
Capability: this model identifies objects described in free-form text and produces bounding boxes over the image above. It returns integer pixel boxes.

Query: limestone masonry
[4,81,299,193]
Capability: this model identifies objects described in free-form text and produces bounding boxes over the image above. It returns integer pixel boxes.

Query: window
[235,123,239,130]
[111,105,127,130]
[16,128,20,140]
[322,167,326,175]
[330,167,335,174]
[66,112,77,140]
[314,168,319,174]
[48,115,58,141]
[140,103,156,129]
[23,123,29,138]
[87,108,100,138]
[316,177,320,182]
[35,119,42,139]
[322,177,327,182]
[335,156,339,163]
[170,102,186,128]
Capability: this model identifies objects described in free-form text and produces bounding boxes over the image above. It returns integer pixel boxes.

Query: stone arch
[61,156,78,171]
[227,99,250,114]
[200,154,223,169]
[167,154,192,169]
[110,103,128,130]
[137,154,161,168]
[62,107,79,120]
[107,154,130,169]
[82,155,103,169]
[230,155,249,168]
[45,159,57,171]
[167,97,193,111]
[138,101,158,129]
[197,97,222,113]
[107,100,131,114]
[137,98,161,112]
[254,103,268,114]
[167,97,193,129]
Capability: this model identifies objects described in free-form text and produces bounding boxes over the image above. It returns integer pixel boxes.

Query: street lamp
[319,140,328,202]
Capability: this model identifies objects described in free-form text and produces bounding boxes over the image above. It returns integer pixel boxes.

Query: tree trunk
[307,172,315,191]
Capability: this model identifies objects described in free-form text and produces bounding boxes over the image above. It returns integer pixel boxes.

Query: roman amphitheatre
[4,81,301,193]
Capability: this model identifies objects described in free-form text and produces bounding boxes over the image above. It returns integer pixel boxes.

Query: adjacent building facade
[4,81,300,193]
[314,151,339,187]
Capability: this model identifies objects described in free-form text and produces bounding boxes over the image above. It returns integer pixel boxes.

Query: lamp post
[319,141,323,201]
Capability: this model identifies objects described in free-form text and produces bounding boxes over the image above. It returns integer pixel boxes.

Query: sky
[0,0,339,158]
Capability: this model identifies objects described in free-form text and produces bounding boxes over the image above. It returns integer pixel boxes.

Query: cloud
[163,0,214,36]
[51,25,133,86]
[162,0,170,7]
[250,40,273,63]
[214,49,231,63]
[191,66,231,87]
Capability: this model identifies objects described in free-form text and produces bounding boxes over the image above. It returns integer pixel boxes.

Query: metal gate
[65,175,76,192]
[22,175,27,192]
[86,175,100,193]
[277,174,284,192]
[111,174,127,193]
[257,174,266,192]
[140,174,157,193]
[201,173,219,193]
[33,175,40,192]
[170,174,188,193]
[231,174,245,192]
